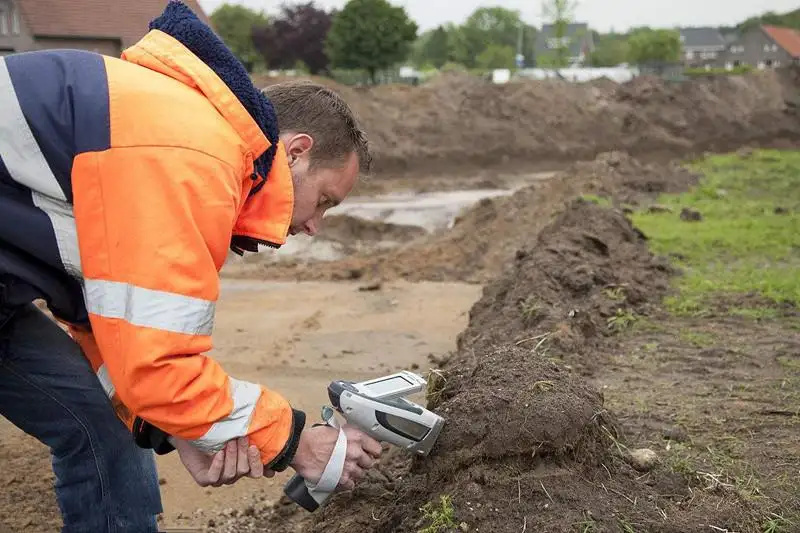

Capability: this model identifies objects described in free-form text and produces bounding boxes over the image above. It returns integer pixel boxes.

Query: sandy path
[0,279,480,531]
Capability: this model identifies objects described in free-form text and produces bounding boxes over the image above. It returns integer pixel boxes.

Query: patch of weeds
[777,356,800,372]
[580,193,611,206]
[664,442,695,476]
[607,309,638,332]
[643,342,659,353]
[679,329,715,347]
[631,316,668,333]
[576,517,597,532]
[618,518,637,533]
[425,370,447,408]
[762,513,796,533]
[730,307,781,320]
[418,495,457,533]
[631,149,800,317]
[519,296,544,323]
[533,380,555,392]
[603,286,627,302]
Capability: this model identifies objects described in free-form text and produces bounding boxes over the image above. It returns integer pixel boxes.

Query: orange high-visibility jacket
[0,2,304,468]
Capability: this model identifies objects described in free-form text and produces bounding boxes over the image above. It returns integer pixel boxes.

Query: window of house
[686,50,695,60]
[775,60,781,67]
[0,0,12,36]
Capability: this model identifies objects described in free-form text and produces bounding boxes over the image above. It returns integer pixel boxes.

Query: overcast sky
[197,0,799,33]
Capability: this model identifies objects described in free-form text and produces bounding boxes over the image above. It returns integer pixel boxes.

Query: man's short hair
[263,81,371,175]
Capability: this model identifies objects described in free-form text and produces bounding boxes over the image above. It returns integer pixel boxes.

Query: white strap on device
[305,407,348,504]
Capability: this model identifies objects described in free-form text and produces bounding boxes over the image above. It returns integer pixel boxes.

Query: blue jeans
[0,304,163,532]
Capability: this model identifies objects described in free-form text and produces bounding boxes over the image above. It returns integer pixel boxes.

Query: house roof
[678,27,727,49]
[16,0,210,49]
[762,25,800,58]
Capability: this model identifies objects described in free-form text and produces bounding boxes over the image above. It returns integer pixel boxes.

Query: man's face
[282,133,359,237]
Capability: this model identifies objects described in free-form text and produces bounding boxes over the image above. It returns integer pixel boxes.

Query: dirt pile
[318,215,426,245]
[211,201,761,533]
[239,151,698,283]
[457,200,675,367]
[259,67,800,175]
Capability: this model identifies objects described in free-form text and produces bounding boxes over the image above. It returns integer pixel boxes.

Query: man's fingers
[343,426,382,459]
[347,463,366,481]
[205,449,225,486]
[356,452,376,470]
[360,435,383,459]
[248,445,264,479]
[338,474,355,491]
[237,438,251,477]
[221,440,238,484]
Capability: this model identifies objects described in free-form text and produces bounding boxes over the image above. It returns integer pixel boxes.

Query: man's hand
[172,436,275,487]
[289,425,383,491]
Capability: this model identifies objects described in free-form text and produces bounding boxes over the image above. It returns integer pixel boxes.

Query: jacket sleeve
[71,146,304,468]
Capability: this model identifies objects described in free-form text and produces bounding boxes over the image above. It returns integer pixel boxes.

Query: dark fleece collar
[149,0,278,194]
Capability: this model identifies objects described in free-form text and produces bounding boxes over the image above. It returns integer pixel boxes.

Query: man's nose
[303,219,318,236]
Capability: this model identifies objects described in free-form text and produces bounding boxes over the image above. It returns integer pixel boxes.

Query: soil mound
[258,67,800,176]
[457,200,674,364]
[212,201,760,533]
[240,152,697,283]
[319,215,426,245]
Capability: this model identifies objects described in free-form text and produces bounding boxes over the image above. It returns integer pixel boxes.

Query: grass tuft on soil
[631,149,800,317]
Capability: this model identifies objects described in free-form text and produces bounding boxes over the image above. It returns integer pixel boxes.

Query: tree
[627,28,681,66]
[590,32,630,66]
[326,0,418,83]
[540,0,578,68]
[252,3,333,74]
[476,44,516,70]
[738,8,800,32]
[416,26,451,69]
[456,7,535,68]
[210,4,268,72]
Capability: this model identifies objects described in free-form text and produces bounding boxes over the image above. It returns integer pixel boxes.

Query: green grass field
[631,150,800,317]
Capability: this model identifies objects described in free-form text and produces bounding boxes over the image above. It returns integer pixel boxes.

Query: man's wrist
[266,408,306,472]
[133,417,176,455]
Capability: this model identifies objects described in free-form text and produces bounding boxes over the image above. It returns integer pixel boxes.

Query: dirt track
[0,280,480,531]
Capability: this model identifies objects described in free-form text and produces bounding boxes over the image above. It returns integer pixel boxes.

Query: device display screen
[361,375,415,397]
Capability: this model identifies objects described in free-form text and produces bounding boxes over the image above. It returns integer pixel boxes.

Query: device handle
[283,408,348,512]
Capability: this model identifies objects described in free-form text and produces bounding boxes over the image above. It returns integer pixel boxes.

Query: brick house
[0,0,209,57]
[720,25,800,69]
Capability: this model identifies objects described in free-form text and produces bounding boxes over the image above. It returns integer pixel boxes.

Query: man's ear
[283,133,314,166]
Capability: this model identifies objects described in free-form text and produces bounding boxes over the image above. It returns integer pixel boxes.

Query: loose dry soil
[256,66,800,176]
